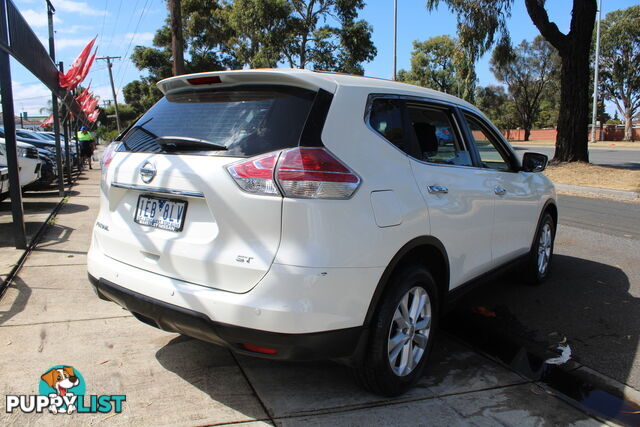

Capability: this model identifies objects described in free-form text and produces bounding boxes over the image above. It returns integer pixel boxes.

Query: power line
[116,0,151,90]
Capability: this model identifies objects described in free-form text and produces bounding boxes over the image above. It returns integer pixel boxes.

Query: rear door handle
[427,185,449,194]
[494,186,507,195]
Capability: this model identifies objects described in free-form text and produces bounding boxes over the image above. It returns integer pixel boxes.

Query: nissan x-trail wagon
[88,69,556,396]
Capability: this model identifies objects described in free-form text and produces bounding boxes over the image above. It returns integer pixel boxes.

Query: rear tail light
[276,147,360,199]
[227,147,360,199]
[101,141,120,191]
[227,152,280,196]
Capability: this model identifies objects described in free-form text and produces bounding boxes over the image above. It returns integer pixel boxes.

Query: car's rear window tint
[119,86,316,157]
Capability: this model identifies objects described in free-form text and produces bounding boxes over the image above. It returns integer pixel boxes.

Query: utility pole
[96,56,122,133]
[47,0,65,196]
[168,0,185,76]
[591,0,603,143]
[393,0,397,80]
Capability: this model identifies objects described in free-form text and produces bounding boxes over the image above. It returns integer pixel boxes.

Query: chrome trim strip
[111,182,205,198]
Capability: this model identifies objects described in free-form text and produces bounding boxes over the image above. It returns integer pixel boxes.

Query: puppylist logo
[5,365,126,415]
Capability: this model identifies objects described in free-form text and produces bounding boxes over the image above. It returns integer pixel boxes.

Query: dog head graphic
[41,366,80,397]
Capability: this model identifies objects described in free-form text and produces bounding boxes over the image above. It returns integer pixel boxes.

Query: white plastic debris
[545,344,572,365]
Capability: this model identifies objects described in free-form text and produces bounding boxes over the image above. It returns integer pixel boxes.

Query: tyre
[353,265,439,396]
[524,212,555,285]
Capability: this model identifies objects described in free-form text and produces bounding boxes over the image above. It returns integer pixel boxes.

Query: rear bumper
[89,274,364,360]
[87,243,383,360]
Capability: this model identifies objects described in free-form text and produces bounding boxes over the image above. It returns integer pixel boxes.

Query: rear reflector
[276,147,360,199]
[186,76,222,85]
[242,344,278,354]
[227,152,280,196]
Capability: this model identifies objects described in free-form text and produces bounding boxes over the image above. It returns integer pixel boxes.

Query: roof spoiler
[157,69,338,95]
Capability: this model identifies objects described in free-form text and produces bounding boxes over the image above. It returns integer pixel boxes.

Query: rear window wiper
[153,136,228,151]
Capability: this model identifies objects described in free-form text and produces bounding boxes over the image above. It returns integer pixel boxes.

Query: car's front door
[461,112,540,266]
[400,100,496,288]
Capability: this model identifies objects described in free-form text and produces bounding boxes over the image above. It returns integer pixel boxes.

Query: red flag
[82,96,99,115]
[58,36,96,90]
[39,114,54,128]
[87,108,100,123]
[76,52,96,84]
[76,82,92,104]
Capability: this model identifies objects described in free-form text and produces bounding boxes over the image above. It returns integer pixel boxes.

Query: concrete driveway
[0,168,610,425]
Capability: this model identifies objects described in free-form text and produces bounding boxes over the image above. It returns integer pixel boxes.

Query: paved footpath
[0,167,604,426]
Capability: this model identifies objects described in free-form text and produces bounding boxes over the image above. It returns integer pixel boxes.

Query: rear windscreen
[118,86,316,157]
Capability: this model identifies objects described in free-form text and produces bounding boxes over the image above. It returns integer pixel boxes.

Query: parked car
[0,167,8,199]
[0,139,42,191]
[87,69,556,396]
[0,127,78,170]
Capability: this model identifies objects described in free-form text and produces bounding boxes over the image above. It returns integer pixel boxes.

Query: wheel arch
[363,236,450,327]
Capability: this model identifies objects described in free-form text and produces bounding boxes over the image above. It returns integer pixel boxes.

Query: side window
[369,98,411,154]
[406,104,472,166]
[464,114,512,171]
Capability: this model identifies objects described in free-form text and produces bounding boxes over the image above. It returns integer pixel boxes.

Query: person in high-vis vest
[77,126,95,169]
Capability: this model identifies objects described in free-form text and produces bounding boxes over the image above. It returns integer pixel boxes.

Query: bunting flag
[58,36,97,90]
[76,52,96,85]
[76,82,92,104]
[87,108,100,123]
[39,114,54,128]
[82,96,99,115]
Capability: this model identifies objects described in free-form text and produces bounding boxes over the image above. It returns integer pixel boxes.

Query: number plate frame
[134,194,188,232]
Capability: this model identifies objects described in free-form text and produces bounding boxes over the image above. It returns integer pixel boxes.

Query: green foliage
[95,104,138,140]
[123,0,377,117]
[398,35,464,97]
[490,36,559,138]
[599,5,640,141]
[474,85,518,129]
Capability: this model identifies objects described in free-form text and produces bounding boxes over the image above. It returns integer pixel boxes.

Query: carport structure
[0,0,88,251]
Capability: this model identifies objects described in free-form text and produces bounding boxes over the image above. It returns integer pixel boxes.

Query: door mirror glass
[521,152,548,172]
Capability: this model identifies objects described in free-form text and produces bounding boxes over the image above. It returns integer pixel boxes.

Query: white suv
[88,69,556,396]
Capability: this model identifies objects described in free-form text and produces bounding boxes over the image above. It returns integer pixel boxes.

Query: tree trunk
[524,128,531,141]
[553,51,591,162]
[168,0,185,76]
[525,0,596,163]
[624,109,634,141]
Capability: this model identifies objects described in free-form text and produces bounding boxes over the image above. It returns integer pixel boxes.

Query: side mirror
[521,152,548,172]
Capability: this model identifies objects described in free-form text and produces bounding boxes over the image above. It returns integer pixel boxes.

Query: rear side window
[368,99,411,154]
[119,86,316,157]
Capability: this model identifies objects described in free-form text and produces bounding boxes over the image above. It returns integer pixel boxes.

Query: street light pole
[393,0,397,80]
[591,0,603,143]
[97,56,122,133]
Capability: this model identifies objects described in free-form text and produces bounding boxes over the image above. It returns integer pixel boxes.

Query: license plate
[134,195,187,232]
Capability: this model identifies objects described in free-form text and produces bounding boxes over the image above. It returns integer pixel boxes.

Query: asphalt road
[449,194,640,396]
[513,144,640,169]
[557,194,640,239]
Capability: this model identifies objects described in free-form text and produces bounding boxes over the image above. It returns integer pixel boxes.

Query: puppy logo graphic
[39,366,84,414]
[5,365,125,414]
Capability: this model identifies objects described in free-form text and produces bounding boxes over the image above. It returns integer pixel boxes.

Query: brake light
[226,147,360,199]
[101,141,119,170]
[276,147,360,199]
[187,76,222,85]
[226,152,280,196]
[100,141,119,192]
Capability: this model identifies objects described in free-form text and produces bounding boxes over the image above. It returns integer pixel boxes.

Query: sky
[6,0,639,117]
